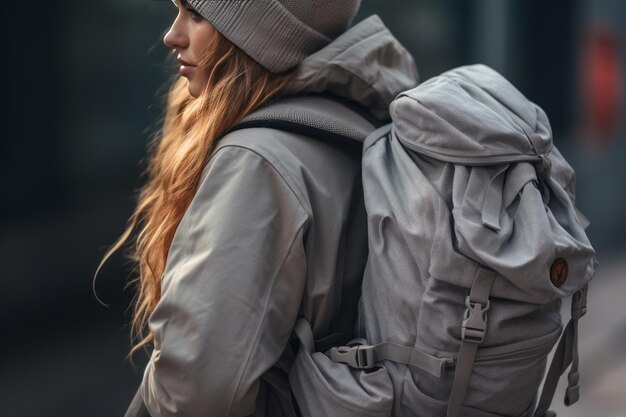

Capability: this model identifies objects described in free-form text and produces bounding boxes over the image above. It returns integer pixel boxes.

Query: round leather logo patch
[550,258,568,287]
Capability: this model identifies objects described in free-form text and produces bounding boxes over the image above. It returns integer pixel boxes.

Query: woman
[103,0,418,416]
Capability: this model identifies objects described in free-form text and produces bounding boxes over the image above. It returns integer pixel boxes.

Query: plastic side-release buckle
[462,296,490,344]
[329,344,376,369]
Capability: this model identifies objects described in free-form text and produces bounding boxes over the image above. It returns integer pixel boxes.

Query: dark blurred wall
[2,1,172,416]
[1,1,623,416]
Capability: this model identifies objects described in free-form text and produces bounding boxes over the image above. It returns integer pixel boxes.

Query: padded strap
[446,266,496,417]
[533,286,588,417]
[227,94,381,145]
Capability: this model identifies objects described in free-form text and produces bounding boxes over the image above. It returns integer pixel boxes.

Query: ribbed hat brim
[189,0,333,73]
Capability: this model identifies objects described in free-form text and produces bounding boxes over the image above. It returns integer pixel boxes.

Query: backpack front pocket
[399,327,560,417]
[289,345,395,417]
[288,319,395,417]
[415,276,562,353]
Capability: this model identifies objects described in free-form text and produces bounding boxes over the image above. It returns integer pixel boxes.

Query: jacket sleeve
[139,145,309,417]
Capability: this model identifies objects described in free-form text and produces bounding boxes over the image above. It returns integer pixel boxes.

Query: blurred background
[1,0,624,416]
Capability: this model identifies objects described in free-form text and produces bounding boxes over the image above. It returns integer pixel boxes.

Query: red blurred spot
[581,23,623,145]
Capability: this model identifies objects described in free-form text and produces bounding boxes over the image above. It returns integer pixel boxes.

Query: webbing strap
[329,341,452,378]
[446,266,496,417]
[481,164,510,231]
[533,286,588,417]
[507,106,552,180]
[375,343,452,378]
[446,337,479,417]
[505,103,546,158]
[296,316,451,378]
[293,317,316,354]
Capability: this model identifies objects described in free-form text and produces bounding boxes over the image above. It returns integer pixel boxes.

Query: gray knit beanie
[187,0,361,73]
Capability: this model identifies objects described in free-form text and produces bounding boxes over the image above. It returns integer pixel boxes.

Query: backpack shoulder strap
[228,94,387,146]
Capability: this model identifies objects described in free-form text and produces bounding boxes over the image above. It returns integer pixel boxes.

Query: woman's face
[164,0,219,98]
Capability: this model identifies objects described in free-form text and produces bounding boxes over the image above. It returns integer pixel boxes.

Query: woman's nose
[163,18,188,50]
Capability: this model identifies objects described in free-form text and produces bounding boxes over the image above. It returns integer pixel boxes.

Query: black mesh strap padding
[227,94,386,146]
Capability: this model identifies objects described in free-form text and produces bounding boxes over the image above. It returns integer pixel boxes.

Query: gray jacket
[139,15,418,417]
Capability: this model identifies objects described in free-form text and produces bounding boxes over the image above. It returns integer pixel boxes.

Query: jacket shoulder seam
[213,143,312,218]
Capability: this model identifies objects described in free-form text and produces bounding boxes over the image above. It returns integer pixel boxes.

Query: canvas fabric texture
[280,65,597,417]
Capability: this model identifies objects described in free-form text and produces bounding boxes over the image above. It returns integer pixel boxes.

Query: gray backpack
[236,64,598,417]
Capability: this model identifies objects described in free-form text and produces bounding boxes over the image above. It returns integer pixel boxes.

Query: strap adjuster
[329,344,376,369]
[571,287,588,319]
[462,296,490,343]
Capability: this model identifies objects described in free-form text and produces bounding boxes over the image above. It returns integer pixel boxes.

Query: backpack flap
[449,160,596,304]
[390,64,552,165]
[389,64,597,304]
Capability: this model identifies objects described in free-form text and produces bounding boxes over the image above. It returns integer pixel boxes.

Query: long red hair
[96,31,296,355]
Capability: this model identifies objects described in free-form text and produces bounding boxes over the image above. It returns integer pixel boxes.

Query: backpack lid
[390,64,553,165]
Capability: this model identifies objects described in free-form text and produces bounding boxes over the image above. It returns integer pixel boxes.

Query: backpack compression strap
[323,265,496,410]
[294,317,453,379]
[533,285,588,417]
[446,269,588,417]
[328,337,454,379]
[446,266,496,417]
[446,270,588,417]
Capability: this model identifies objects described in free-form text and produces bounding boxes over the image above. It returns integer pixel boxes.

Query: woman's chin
[180,77,202,98]
[187,81,201,98]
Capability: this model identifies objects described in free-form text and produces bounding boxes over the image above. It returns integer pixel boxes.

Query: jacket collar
[283,14,419,120]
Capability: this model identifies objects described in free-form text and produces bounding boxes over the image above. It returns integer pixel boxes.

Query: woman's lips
[179,63,196,76]
[178,56,196,76]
